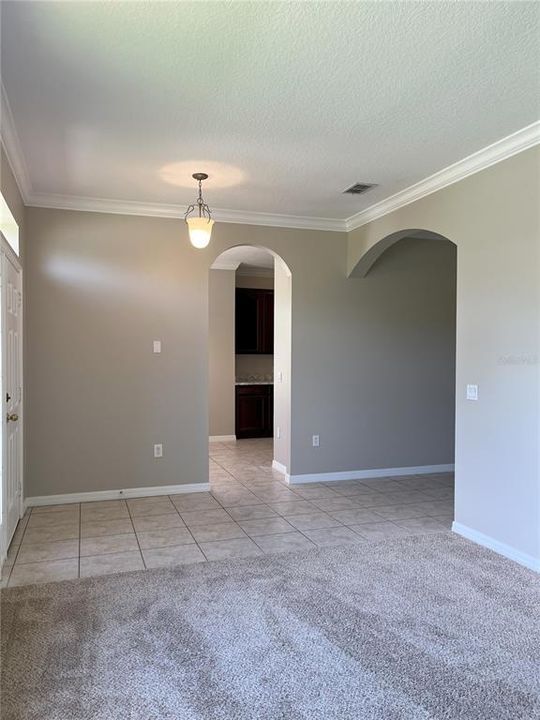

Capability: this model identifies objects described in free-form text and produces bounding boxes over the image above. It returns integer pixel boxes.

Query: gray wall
[348,145,540,565]
[208,269,235,437]
[24,213,347,497]
[24,207,457,497]
[236,274,274,290]
[289,236,456,474]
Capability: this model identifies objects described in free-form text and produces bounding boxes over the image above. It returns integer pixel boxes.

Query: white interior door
[1,239,23,550]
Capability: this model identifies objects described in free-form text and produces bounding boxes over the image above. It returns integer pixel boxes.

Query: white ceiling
[1,2,539,225]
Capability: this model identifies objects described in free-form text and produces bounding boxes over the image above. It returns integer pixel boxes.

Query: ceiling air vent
[343,182,377,195]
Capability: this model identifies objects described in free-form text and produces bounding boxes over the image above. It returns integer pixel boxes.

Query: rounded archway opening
[350,228,455,278]
[208,245,292,483]
[352,228,458,523]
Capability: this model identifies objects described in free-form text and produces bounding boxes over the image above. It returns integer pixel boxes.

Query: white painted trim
[210,262,239,271]
[346,121,540,231]
[25,482,210,508]
[452,522,539,573]
[3,75,537,236]
[0,82,32,203]
[0,236,24,564]
[209,435,236,443]
[272,460,287,475]
[286,463,454,485]
[26,192,345,232]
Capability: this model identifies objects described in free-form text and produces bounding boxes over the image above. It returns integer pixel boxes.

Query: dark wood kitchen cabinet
[235,384,273,438]
[235,288,274,354]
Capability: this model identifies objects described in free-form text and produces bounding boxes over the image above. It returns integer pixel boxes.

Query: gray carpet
[1,533,539,720]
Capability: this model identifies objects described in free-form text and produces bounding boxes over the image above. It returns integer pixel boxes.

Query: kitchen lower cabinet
[235,384,273,439]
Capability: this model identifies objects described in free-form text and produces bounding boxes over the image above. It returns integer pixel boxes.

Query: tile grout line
[179,493,251,556]
[4,511,30,586]
[6,440,453,583]
[125,499,147,570]
[168,495,204,558]
[216,487,322,547]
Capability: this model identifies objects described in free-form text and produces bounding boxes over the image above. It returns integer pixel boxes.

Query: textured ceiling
[1,1,539,220]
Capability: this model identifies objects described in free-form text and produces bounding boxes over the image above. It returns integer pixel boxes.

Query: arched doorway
[208,245,292,483]
[350,229,457,525]
[349,228,455,278]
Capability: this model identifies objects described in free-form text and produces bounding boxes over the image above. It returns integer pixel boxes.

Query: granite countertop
[235,381,274,386]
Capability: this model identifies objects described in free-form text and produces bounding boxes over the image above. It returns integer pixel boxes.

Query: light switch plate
[153,340,161,354]
[154,443,163,458]
[466,384,478,401]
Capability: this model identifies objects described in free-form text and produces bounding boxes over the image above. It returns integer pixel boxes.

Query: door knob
[6,413,18,423]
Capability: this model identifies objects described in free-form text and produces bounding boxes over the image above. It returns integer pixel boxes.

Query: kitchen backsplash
[235,354,273,383]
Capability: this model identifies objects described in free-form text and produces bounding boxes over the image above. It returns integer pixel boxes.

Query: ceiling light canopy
[185,173,214,249]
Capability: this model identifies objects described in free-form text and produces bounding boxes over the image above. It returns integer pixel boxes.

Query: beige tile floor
[1,439,454,588]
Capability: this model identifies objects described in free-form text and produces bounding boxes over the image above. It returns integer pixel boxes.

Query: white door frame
[0,232,23,564]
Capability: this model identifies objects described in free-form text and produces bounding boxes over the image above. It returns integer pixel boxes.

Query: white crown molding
[27,191,346,232]
[345,121,540,231]
[0,82,32,203]
[3,78,538,235]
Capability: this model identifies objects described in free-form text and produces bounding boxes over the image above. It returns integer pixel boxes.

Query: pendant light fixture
[185,172,214,249]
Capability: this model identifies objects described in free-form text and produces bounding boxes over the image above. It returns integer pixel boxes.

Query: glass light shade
[186,217,214,249]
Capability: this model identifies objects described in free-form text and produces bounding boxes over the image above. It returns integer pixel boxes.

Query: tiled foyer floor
[1,439,454,588]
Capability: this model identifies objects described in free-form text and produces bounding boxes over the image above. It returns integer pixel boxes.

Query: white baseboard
[452,521,539,573]
[25,482,211,508]
[272,460,288,475]
[286,463,454,485]
[209,435,236,443]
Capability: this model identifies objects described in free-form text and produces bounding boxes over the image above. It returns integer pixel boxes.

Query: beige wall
[4,139,539,568]
[24,207,458,498]
[23,212,347,497]
[348,145,540,565]
[209,269,235,437]
[235,274,273,290]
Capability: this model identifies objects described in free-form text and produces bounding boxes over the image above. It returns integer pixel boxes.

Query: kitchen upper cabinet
[235,288,274,354]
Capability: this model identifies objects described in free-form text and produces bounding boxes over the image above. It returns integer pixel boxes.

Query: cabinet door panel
[236,395,267,438]
[235,289,261,353]
[236,385,273,438]
[235,288,274,354]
